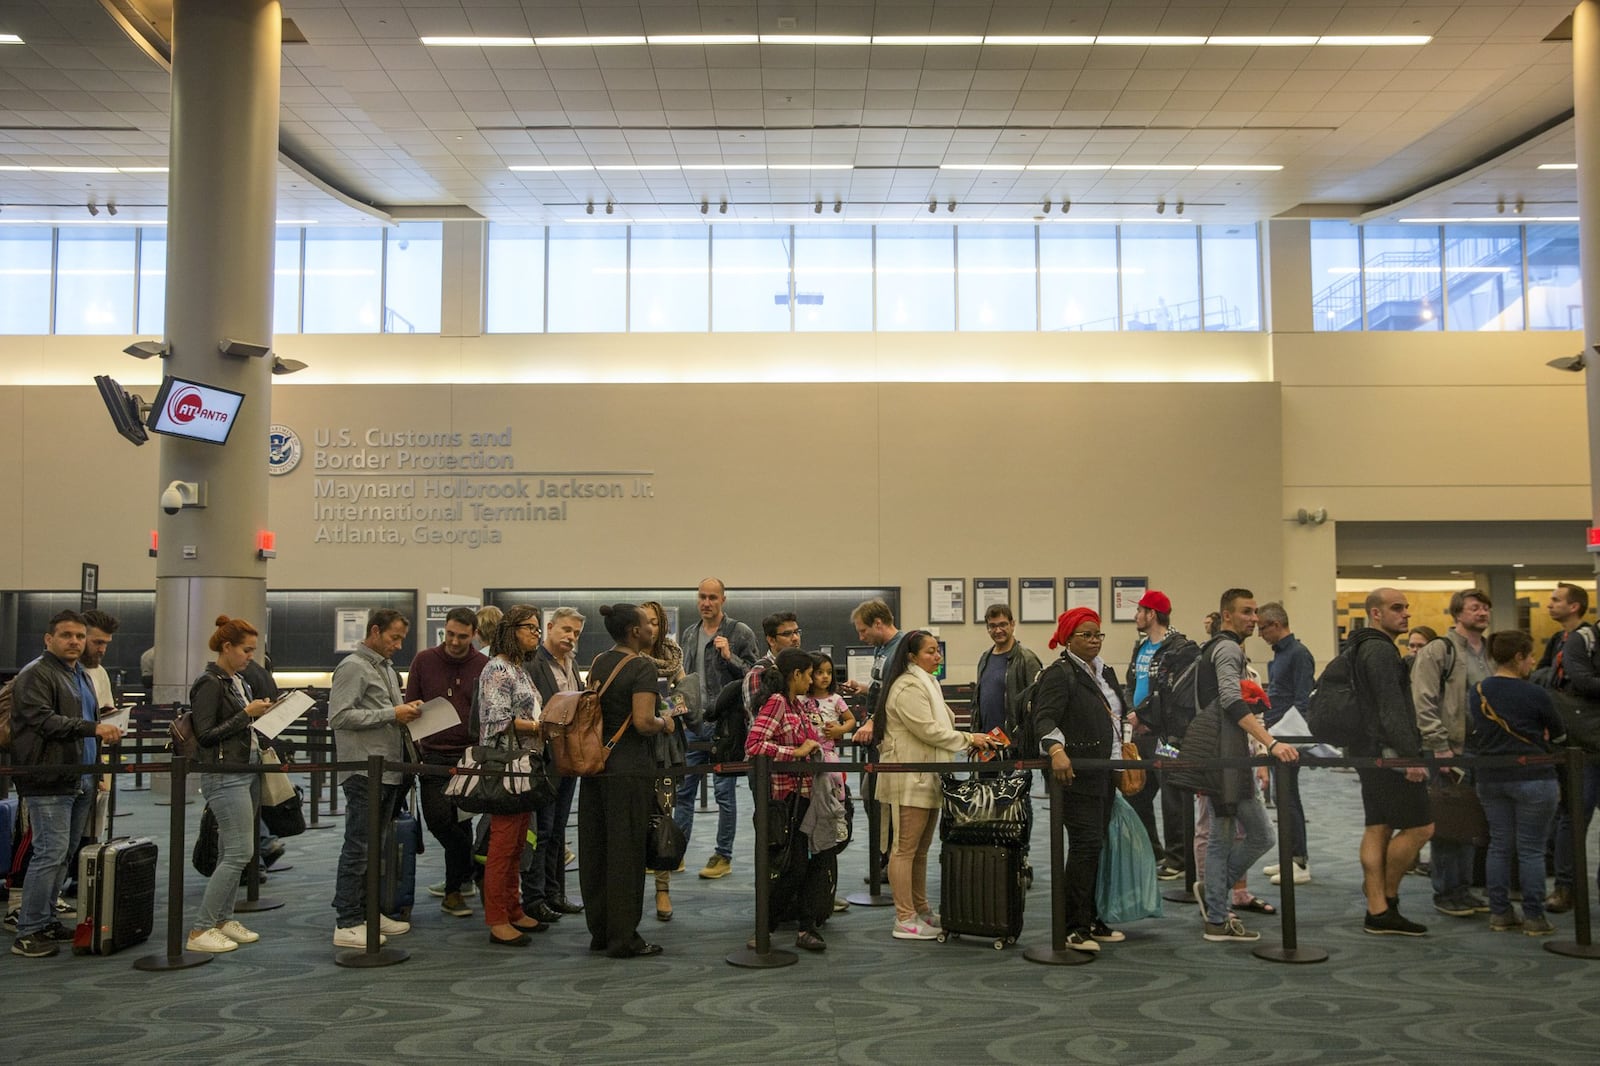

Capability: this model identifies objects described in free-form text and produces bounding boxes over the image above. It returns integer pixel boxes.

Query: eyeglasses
[516,623,541,632]
[1074,631,1105,641]
[985,621,1013,630]
[776,628,801,638]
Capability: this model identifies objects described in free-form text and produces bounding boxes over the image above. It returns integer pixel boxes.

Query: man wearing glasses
[973,604,1043,742]
[743,612,805,715]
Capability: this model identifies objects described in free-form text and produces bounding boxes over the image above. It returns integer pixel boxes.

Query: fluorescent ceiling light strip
[595,164,681,171]
[0,33,24,44]
[758,35,873,45]
[983,36,1095,46]
[533,36,647,47]
[872,36,984,46]
[420,36,534,46]
[118,166,169,173]
[1207,36,1318,46]
[1096,36,1207,46]
[1195,164,1282,171]
[680,164,769,171]
[1539,163,1578,170]
[647,35,758,45]
[1317,35,1431,46]
[509,165,593,172]
[769,163,854,170]
[1026,164,1111,171]
[1112,164,1194,171]
[940,163,1026,171]
[1398,216,1578,223]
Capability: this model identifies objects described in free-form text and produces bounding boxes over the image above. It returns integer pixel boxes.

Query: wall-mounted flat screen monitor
[145,375,245,445]
[93,374,148,446]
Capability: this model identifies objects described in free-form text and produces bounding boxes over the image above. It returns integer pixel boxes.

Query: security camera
[162,480,206,514]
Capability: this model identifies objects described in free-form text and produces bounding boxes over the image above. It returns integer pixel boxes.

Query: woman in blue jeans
[1467,630,1567,936]
[188,615,275,953]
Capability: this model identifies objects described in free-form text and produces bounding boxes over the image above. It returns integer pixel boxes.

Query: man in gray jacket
[1410,588,1491,919]
[330,607,423,948]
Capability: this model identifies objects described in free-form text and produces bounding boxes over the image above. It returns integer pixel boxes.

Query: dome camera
[161,483,184,514]
[162,480,206,514]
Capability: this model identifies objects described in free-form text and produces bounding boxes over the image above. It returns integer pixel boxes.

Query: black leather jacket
[190,664,257,766]
[10,652,98,796]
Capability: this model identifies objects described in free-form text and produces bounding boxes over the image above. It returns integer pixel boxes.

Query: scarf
[906,663,950,722]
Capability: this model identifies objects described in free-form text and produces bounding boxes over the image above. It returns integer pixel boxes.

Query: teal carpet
[3,769,1598,1065]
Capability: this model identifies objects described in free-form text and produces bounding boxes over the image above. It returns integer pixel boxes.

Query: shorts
[1357,767,1432,830]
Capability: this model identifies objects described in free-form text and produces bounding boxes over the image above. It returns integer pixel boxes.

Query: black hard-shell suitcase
[937,841,1025,949]
[74,836,158,955]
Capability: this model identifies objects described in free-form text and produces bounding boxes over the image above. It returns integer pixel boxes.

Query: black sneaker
[11,933,59,958]
[2,909,18,933]
[40,921,76,943]
[1433,894,1474,918]
[1364,908,1428,936]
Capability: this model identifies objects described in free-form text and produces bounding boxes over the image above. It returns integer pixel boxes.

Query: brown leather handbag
[1117,741,1146,797]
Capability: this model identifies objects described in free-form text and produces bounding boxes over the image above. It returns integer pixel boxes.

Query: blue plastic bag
[1095,792,1164,924]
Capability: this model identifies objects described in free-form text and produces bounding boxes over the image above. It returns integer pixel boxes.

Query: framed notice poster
[929,578,965,624]
[1019,579,1056,623]
[335,609,367,652]
[973,578,1010,622]
[1110,577,1148,623]
[1064,577,1101,615]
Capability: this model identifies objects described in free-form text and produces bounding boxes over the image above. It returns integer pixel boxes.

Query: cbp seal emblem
[268,424,302,476]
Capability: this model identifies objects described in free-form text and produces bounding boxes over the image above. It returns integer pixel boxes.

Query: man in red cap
[1031,607,1126,952]
[1124,589,1196,880]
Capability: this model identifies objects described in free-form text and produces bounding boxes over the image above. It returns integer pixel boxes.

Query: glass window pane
[1310,220,1362,331]
[0,229,54,334]
[548,227,626,333]
[1120,224,1200,330]
[302,226,382,332]
[793,224,873,331]
[1362,224,1440,331]
[485,224,545,333]
[1201,225,1261,331]
[55,227,136,334]
[136,230,165,335]
[1039,227,1119,331]
[1444,225,1523,332]
[630,226,708,332]
[712,227,792,332]
[384,222,441,333]
[274,228,302,335]
[957,226,1036,331]
[1526,224,1582,331]
[877,225,953,331]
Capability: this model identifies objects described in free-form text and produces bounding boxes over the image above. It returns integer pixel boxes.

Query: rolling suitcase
[382,809,422,921]
[937,840,1025,949]
[74,835,158,955]
[0,797,16,878]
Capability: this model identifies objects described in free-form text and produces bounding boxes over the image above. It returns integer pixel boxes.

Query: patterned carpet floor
[3,767,1598,1065]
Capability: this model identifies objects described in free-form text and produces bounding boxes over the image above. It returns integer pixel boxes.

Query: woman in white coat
[873,630,996,940]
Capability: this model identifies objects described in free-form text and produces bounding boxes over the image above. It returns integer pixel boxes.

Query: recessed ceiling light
[1513,563,1526,568]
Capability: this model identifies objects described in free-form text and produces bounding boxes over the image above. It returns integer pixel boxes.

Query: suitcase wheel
[993,938,1006,951]
[936,931,948,943]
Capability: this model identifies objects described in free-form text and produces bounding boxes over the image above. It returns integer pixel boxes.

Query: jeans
[526,775,578,909]
[673,724,736,859]
[1477,776,1560,919]
[418,752,476,894]
[196,770,256,929]
[1202,788,1275,925]
[1552,763,1600,892]
[17,784,94,937]
[332,776,400,928]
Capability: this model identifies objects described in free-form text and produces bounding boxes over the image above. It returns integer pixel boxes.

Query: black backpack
[1147,636,1207,742]
[1006,659,1064,759]
[705,678,749,774]
[1304,645,1367,748]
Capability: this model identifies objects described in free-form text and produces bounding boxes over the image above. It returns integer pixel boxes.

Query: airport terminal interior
[2,1,1600,1062]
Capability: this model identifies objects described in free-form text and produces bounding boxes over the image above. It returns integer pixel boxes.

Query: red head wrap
[1048,607,1101,650]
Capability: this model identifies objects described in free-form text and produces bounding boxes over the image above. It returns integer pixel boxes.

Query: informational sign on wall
[1111,577,1148,623]
[279,424,657,551]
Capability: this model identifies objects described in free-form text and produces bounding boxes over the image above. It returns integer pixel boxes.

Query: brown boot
[1545,886,1574,914]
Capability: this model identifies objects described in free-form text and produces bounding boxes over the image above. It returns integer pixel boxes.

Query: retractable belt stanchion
[1024,767,1092,966]
[846,743,892,907]
[105,744,120,839]
[335,754,408,967]
[127,717,148,791]
[1253,760,1326,965]
[727,755,796,968]
[1545,747,1600,960]
[305,726,338,830]
[133,755,212,971]
[1163,782,1197,907]
[234,767,282,914]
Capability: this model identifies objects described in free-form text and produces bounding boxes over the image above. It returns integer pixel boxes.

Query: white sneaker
[333,924,387,948]
[918,910,941,929]
[378,914,410,936]
[216,920,259,944]
[188,928,238,953]
[892,919,939,941]
[1263,863,1281,877]
[1270,863,1312,886]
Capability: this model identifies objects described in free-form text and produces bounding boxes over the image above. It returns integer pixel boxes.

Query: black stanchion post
[1163,783,1198,906]
[105,742,120,839]
[324,730,343,818]
[1545,747,1600,960]
[235,764,283,914]
[335,754,408,967]
[846,746,892,907]
[1254,760,1327,965]
[133,755,212,971]
[1025,766,1092,966]
[128,724,148,791]
[698,764,713,813]
[727,755,796,968]
[306,761,334,830]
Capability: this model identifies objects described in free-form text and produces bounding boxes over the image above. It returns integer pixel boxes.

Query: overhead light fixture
[1539,163,1578,170]
[534,36,647,47]
[700,200,708,215]
[1207,36,1319,46]
[947,199,956,213]
[873,35,983,46]
[1097,36,1207,46]
[833,200,842,214]
[1156,198,1166,215]
[983,36,1096,46]
[718,199,727,214]
[107,200,118,216]
[86,199,99,217]
[0,33,24,44]
[219,338,271,359]
[1497,197,1506,214]
[421,36,536,46]
[647,34,759,45]
[123,340,169,359]
[758,35,872,46]
[814,199,822,214]
[1060,198,1071,214]
[605,200,614,214]
[1316,35,1431,46]
[1398,215,1579,223]
[1175,198,1184,215]
[510,163,853,173]
[270,355,308,375]
[586,200,594,215]
[1514,197,1525,215]
[1547,351,1588,372]
[1042,198,1052,212]
[929,199,937,214]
